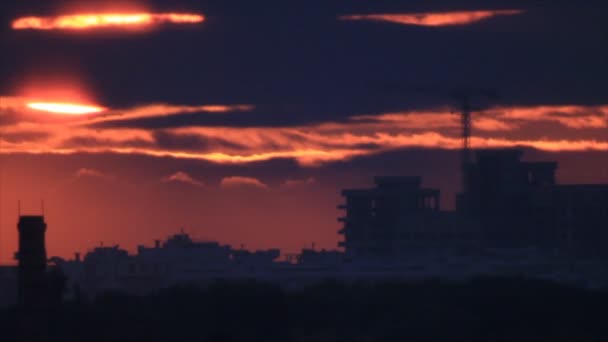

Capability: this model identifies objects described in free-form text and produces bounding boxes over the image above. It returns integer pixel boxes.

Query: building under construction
[461,149,608,256]
[338,149,608,259]
[338,176,477,259]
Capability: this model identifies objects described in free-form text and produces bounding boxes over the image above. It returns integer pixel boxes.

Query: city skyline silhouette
[1,1,608,264]
[0,1,607,340]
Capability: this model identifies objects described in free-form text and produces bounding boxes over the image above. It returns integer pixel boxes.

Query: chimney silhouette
[17,215,48,342]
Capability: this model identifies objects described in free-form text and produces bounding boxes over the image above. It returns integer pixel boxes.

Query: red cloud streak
[340,10,523,26]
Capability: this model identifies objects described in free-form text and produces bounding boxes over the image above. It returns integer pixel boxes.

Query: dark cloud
[152,131,247,151]
[2,0,607,132]
[58,135,152,149]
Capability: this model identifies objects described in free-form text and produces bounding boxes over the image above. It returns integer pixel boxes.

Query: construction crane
[449,88,499,198]
[376,82,499,196]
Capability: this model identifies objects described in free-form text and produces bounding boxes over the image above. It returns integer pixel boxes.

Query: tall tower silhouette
[17,215,48,342]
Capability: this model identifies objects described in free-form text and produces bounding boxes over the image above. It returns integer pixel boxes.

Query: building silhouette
[459,149,559,247]
[462,149,608,256]
[339,149,608,259]
[16,215,48,342]
[338,176,476,259]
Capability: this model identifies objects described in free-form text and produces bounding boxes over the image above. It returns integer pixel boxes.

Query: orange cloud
[86,103,254,124]
[340,10,523,27]
[12,12,204,31]
[220,177,269,189]
[1,96,253,125]
[351,111,516,132]
[355,105,608,131]
[1,100,608,166]
[493,105,608,129]
[163,171,205,187]
[2,128,606,167]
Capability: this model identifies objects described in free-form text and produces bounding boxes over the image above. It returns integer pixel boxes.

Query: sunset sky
[0,0,607,263]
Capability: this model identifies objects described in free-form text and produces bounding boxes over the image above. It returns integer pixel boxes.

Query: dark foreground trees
[1,277,607,342]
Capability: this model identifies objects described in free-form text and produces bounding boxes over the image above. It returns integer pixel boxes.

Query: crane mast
[459,95,472,196]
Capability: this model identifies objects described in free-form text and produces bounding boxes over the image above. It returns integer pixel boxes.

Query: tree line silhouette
[1,276,607,341]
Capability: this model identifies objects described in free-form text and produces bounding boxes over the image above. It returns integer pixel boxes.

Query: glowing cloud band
[12,13,204,30]
[27,102,106,115]
[2,100,607,166]
[340,10,523,27]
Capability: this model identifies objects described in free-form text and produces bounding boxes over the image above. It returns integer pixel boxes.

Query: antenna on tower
[18,200,21,217]
[41,200,45,216]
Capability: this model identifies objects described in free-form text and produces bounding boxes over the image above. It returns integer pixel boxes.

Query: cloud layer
[1,100,606,166]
